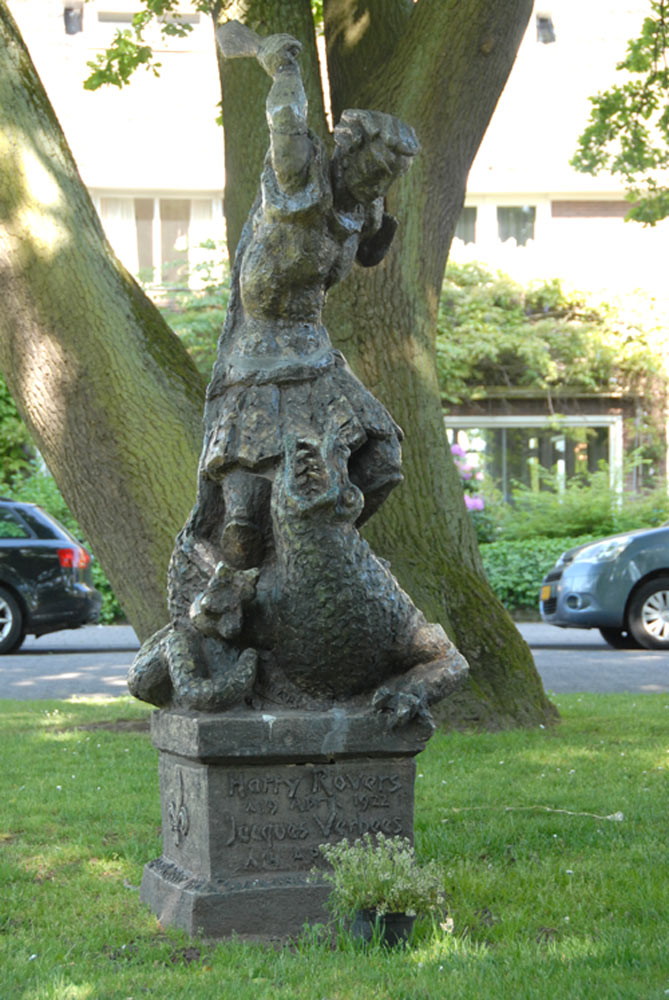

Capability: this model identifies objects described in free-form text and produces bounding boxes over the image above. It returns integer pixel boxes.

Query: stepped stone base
[140,707,433,940]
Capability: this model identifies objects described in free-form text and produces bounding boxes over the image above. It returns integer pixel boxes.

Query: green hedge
[479,534,599,612]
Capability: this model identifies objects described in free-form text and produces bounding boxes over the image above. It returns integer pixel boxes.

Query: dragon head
[274,431,364,523]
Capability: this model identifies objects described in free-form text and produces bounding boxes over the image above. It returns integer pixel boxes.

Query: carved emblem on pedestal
[168,770,190,847]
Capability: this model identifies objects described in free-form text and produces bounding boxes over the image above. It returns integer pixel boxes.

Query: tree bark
[0,1,205,640]
[323,0,554,726]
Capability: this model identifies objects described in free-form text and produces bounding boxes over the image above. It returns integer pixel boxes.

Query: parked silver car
[539,524,669,650]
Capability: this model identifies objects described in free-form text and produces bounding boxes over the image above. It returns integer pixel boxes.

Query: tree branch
[323,0,412,120]
[371,0,532,290]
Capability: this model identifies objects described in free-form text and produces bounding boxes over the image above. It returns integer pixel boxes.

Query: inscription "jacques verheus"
[313,813,403,838]
[225,815,309,847]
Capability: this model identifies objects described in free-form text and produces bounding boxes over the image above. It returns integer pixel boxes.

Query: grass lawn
[1,693,667,999]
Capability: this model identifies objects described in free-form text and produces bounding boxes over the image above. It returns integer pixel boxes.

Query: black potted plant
[318,833,446,947]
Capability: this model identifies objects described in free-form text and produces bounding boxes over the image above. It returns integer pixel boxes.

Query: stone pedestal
[140,707,433,940]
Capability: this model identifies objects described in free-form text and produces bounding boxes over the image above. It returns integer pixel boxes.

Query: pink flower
[464,494,484,512]
[450,443,466,459]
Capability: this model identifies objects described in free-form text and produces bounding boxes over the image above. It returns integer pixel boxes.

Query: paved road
[0,622,666,700]
[0,625,139,700]
[518,622,669,695]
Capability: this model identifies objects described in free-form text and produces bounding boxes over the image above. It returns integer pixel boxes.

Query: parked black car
[0,499,102,653]
[539,524,669,650]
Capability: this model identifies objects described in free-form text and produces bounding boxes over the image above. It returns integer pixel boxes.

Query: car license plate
[540,585,552,601]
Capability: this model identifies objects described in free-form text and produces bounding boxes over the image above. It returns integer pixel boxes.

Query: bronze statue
[128,23,468,725]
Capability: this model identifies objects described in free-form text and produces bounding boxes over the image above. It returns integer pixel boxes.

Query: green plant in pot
[318,833,446,947]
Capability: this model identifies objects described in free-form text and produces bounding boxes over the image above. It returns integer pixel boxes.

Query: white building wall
[8,0,226,283]
[459,0,669,296]
[6,0,669,294]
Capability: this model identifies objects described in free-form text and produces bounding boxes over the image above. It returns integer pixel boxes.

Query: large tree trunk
[0,2,205,640]
[217,0,556,727]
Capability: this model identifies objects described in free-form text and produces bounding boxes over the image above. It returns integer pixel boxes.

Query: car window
[18,507,67,540]
[0,509,31,539]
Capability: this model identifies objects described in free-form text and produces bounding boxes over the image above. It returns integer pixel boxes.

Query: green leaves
[0,375,33,477]
[83,0,201,90]
[85,30,158,90]
[480,535,596,610]
[436,262,662,404]
[571,0,669,224]
[156,252,230,377]
[82,0,325,91]
[318,834,446,920]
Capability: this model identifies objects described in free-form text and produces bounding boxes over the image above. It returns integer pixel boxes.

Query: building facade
[455,1,669,295]
[9,0,226,288]
[447,1,669,494]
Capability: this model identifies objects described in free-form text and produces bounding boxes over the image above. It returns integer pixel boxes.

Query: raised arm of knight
[216,22,312,194]
[257,35,312,193]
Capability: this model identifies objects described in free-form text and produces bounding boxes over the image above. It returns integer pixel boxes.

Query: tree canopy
[572,0,669,224]
[437,262,667,402]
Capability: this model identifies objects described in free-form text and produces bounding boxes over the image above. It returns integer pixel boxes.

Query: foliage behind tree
[437,262,667,401]
[0,375,33,478]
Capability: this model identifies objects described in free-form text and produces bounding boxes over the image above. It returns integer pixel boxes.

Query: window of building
[135,198,154,280]
[454,207,477,244]
[98,11,200,24]
[158,11,200,24]
[497,205,536,246]
[97,196,222,287]
[551,201,629,219]
[97,10,135,22]
[536,14,556,44]
[160,199,191,285]
[443,415,623,502]
[63,1,83,34]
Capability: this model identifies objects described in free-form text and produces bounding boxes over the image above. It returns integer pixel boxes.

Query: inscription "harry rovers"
[227,768,402,801]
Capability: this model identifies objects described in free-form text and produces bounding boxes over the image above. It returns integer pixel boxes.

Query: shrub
[437,261,665,404]
[480,471,669,611]
[156,250,230,378]
[496,466,669,541]
[479,534,599,611]
[0,376,34,477]
[318,834,445,920]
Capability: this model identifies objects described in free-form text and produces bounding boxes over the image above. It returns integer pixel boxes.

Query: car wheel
[598,627,642,650]
[628,577,669,650]
[0,587,25,654]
